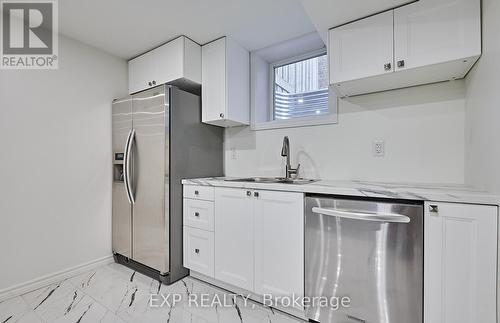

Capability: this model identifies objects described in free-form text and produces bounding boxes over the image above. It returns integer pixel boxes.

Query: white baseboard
[0,255,114,302]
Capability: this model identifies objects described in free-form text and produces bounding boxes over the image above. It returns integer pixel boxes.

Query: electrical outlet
[373,141,385,157]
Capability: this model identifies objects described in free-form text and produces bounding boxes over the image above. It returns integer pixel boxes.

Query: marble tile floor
[0,263,304,323]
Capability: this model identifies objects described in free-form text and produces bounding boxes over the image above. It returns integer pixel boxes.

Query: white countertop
[182,177,500,206]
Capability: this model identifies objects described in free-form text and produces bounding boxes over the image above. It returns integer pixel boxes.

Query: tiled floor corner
[0,263,304,323]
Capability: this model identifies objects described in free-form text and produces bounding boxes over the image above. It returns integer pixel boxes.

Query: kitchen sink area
[225,177,318,184]
[222,136,318,185]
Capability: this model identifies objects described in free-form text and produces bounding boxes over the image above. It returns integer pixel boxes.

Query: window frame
[251,48,338,131]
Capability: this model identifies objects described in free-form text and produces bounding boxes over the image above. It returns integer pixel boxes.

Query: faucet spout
[281,136,290,166]
[281,136,299,179]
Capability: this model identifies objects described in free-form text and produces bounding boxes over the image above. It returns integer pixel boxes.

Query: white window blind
[273,53,329,120]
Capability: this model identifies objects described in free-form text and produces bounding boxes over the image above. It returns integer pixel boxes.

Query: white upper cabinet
[202,38,226,124]
[128,51,155,95]
[329,10,394,84]
[254,190,304,305]
[202,37,250,127]
[329,0,481,96]
[424,202,497,323]
[128,36,201,94]
[394,0,481,71]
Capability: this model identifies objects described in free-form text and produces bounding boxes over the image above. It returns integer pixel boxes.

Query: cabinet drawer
[183,185,214,201]
[183,199,214,231]
[183,227,214,277]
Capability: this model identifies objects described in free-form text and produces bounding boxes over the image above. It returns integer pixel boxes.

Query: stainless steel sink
[225,177,317,185]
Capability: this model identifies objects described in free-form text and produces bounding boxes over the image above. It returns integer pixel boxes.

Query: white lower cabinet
[213,187,304,299]
[254,190,304,301]
[214,187,255,291]
[183,198,214,231]
[424,202,498,323]
[183,226,214,277]
[183,186,215,277]
[183,184,499,321]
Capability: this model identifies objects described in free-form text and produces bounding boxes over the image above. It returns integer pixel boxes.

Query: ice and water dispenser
[113,152,125,182]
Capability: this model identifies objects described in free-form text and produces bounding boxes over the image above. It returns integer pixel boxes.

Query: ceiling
[57,0,415,60]
[58,0,316,59]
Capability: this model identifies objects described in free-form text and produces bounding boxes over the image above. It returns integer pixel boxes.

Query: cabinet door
[202,38,227,124]
[183,226,214,277]
[394,0,481,71]
[254,191,304,302]
[214,187,254,291]
[329,10,394,84]
[128,51,154,94]
[183,199,215,231]
[424,202,497,323]
[153,37,184,86]
[225,37,250,126]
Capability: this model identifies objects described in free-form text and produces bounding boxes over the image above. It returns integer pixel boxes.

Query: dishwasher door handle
[311,207,411,223]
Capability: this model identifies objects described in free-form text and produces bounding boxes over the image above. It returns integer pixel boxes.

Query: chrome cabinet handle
[254,192,259,198]
[429,205,439,213]
[152,80,156,85]
[397,60,405,68]
[312,207,410,223]
[194,190,199,195]
[219,113,224,118]
[384,63,392,71]
[194,248,200,254]
[194,212,200,217]
[246,191,252,196]
[148,81,152,86]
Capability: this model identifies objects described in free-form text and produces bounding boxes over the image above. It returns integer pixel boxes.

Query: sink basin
[225,177,317,185]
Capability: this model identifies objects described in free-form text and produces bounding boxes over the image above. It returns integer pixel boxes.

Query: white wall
[0,36,127,291]
[225,81,466,184]
[465,0,500,192]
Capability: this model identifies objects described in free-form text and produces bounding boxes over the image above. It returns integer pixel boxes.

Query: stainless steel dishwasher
[305,195,423,323]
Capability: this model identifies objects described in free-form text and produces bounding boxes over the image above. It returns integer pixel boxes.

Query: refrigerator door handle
[311,207,410,223]
[123,129,136,205]
[123,129,132,204]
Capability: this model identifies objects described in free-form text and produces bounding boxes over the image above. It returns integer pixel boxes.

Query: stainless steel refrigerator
[112,85,223,284]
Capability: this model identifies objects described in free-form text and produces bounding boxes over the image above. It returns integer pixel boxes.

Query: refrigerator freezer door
[131,86,169,273]
[112,97,133,258]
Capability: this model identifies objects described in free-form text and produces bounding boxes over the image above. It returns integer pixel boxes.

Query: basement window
[251,45,337,131]
[272,52,330,120]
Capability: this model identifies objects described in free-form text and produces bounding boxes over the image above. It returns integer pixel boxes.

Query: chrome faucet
[281,136,300,179]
